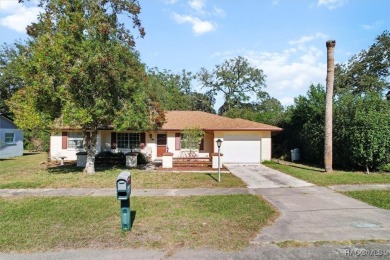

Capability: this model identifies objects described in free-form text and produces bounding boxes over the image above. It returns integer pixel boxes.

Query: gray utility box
[116,171,131,200]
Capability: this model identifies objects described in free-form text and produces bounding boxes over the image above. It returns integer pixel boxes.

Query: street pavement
[2,243,390,260]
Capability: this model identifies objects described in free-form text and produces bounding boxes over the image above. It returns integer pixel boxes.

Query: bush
[24,130,50,152]
[95,151,125,165]
[137,153,148,165]
[379,164,390,173]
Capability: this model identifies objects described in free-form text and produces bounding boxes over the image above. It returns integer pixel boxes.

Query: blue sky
[0,0,389,107]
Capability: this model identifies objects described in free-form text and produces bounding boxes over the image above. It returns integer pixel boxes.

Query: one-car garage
[221,133,261,163]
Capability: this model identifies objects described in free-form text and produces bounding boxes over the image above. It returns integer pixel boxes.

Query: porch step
[173,162,212,167]
[173,158,212,167]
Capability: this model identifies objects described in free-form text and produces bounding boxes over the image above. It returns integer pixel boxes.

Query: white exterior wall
[50,132,78,160]
[100,130,112,151]
[165,131,175,155]
[51,130,157,161]
[0,129,23,159]
[50,131,101,161]
[145,132,157,161]
[261,131,272,161]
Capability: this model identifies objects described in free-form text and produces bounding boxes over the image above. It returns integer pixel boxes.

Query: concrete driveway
[225,164,390,244]
[224,163,313,188]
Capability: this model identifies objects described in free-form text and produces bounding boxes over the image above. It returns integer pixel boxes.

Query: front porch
[173,156,212,167]
[161,152,223,169]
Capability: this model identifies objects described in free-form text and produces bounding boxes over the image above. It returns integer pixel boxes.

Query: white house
[0,114,24,159]
[50,111,282,163]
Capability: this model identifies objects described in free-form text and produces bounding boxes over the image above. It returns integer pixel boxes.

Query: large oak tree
[198,56,266,115]
[8,0,164,173]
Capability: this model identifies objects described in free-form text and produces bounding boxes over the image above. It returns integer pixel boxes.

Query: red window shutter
[199,138,204,150]
[111,132,117,149]
[62,132,68,149]
[175,133,181,150]
[140,133,146,144]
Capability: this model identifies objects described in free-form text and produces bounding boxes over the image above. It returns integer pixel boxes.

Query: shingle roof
[162,111,282,131]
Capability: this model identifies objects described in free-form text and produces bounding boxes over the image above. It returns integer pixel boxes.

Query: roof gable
[162,111,282,131]
[0,115,18,129]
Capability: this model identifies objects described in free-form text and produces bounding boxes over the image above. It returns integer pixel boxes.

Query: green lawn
[0,195,277,252]
[0,153,245,189]
[342,190,390,210]
[264,161,390,186]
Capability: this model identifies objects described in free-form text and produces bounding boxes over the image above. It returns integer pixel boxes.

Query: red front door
[157,134,167,157]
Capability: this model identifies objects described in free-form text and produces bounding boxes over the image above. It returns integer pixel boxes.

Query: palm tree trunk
[325,40,336,172]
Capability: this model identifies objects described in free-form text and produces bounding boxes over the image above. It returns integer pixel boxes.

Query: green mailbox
[116,171,131,231]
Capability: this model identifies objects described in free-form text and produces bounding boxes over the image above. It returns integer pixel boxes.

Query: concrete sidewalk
[330,184,390,192]
[226,164,390,245]
[0,188,249,197]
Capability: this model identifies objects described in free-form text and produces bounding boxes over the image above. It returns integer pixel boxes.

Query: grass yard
[0,195,277,253]
[264,161,390,186]
[0,153,245,189]
[342,190,390,210]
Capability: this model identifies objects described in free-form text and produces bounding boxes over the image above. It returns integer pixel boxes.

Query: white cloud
[173,13,215,35]
[280,97,294,106]
[169,0,224,36]
[361,20,383,30]
[211,33,329,106]
[288,32,328,46]
[164,0,179,4]
[189,0,205,11]
[0,0,42,33]
[213,6,226,17]
[317,0,348,9]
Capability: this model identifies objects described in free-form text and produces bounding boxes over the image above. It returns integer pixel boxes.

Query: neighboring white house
[50,111,282,163]
[0,114,24,159]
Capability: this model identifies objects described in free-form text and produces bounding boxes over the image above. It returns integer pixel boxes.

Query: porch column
[211,153,223,169]
[162,152,173,168]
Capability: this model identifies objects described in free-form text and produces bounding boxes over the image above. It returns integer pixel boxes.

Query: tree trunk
[324,40,336,172]
[84,126,97,174]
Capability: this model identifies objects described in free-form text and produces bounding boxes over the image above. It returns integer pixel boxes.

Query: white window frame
[68,132,83,149]
[4,133,15,143]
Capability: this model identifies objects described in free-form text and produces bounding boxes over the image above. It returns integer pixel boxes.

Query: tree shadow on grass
[275,160,325,173]
[47,164,81,174]
[23,152,43,156]
[206,173,219,182]
[0,158,14,161]
[47,163,129,174]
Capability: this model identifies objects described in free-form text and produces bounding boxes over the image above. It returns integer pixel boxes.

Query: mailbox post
[116,171,131,231]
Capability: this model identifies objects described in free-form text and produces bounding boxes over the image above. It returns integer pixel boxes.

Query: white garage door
[221,134,261,163]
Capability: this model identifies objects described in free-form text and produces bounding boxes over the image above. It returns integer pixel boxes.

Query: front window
[117,133,141,149]
[68,132,83,149]
[4,133,14,143]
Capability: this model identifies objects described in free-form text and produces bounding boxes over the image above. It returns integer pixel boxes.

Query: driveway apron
[225,164,390,244]
[224,163,313,188]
